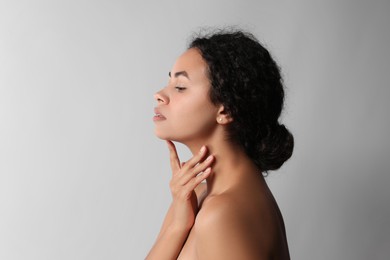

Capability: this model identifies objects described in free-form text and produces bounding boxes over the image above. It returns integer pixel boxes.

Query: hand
[166,140,214,231]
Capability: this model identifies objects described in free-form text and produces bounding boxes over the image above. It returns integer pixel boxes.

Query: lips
[153,108,166,121]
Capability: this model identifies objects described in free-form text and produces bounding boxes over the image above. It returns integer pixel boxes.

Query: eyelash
[175,86,186,92]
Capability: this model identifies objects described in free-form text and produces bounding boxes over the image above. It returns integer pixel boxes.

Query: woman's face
[153,48,220,143]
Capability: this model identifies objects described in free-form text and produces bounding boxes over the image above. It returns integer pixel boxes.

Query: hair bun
[257,124,294,172]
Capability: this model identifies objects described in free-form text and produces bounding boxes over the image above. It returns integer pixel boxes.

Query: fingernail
[200,146,206,154]
[204,168,211,174]
[206,155,213,162]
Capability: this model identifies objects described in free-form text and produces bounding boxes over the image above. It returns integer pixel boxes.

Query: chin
[154,126,203,143]
[154,130,167,140]
[154,131,187,144]
[154,129,173,140]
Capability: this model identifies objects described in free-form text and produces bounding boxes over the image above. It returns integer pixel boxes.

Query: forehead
[171,48,208,78]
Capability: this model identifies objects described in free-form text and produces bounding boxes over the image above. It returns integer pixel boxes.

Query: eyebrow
[168,71,190,80]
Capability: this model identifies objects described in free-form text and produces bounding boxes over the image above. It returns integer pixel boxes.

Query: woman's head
[188,29,294,172]
[154,48,221,143]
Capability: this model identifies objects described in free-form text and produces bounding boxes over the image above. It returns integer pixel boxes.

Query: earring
[218,118,223,122]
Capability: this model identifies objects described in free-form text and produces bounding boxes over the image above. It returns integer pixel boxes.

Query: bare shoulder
[194,193,262,259]
[196,192,240,225]
[193,191,290,259]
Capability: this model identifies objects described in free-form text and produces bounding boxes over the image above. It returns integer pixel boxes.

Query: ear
[216,105,233,124]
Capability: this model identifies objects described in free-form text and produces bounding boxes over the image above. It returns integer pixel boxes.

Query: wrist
[167,223,191,234]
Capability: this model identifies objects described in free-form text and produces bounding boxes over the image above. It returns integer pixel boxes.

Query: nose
[154,89,168,104]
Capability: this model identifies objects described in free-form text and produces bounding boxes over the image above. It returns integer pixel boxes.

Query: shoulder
[193,193,264,259]
[196,193,240,226]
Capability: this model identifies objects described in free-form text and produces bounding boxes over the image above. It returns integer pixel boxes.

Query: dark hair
[189,29,294,172]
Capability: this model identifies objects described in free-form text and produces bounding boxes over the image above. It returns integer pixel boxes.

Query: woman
[147,29,294,260]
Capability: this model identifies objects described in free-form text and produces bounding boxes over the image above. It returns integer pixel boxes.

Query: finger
[166,140,180,172]
[184,167,212,192]
[182,145,207,170]
[179,155,214,185]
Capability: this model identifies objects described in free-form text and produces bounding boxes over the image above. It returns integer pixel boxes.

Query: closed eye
[175,86,186,92]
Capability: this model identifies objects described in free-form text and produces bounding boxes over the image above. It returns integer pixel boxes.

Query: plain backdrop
[1,0,389,259]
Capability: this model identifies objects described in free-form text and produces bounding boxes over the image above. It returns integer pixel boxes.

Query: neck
[183,136,261,196]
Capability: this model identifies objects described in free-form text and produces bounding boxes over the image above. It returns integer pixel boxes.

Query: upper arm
[194,197,264,260]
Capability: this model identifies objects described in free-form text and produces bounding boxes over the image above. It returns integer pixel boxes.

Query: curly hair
[189,29,294,172]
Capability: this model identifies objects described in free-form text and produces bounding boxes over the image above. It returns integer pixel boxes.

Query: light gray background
[1,0,389,259]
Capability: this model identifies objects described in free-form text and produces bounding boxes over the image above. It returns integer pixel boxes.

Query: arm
[146,141,213,260]
[156,182,206,241]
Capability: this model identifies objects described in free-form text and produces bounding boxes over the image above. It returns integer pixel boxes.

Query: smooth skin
[146,48,290,260]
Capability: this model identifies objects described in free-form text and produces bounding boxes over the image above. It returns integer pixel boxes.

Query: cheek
[176,99,217,129]
[155,91,218,141]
